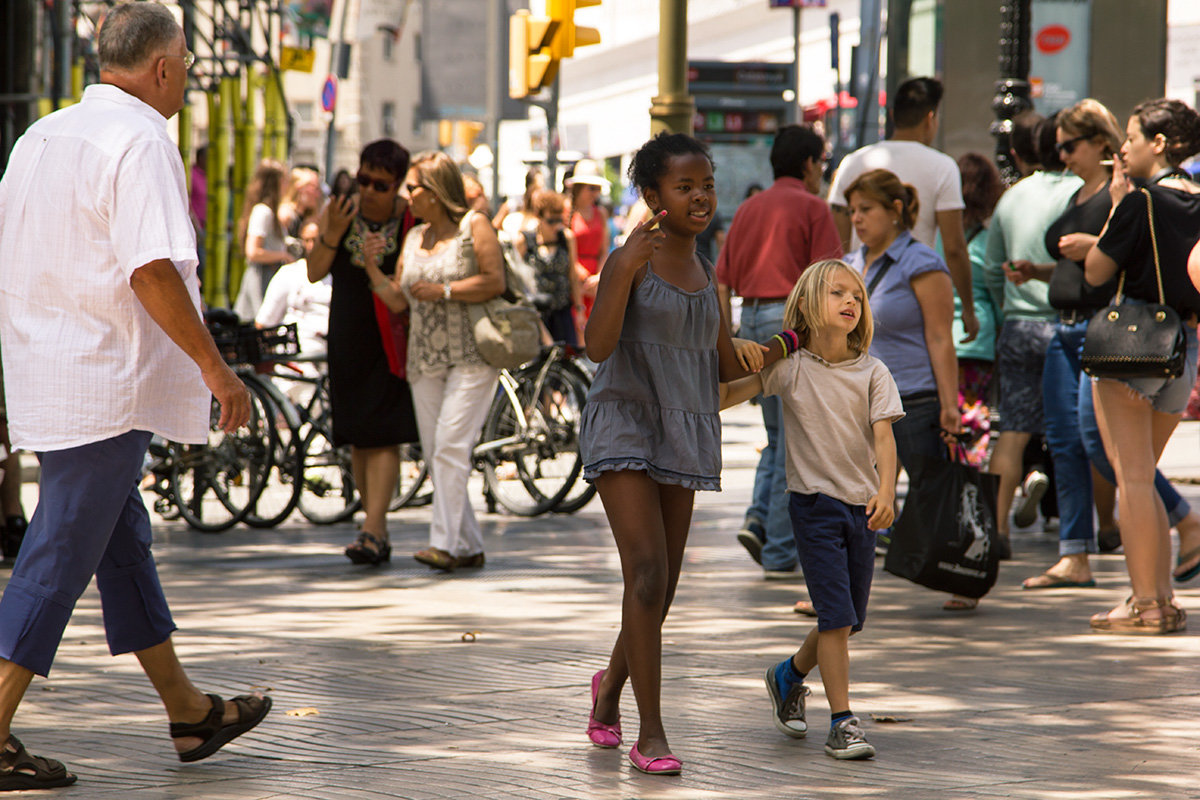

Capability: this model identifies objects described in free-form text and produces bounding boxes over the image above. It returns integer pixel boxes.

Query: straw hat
[565,158,611,192]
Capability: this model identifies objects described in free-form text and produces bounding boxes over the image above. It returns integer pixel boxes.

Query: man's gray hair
[98,2,180,72]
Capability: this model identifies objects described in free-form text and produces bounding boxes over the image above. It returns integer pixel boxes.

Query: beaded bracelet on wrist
[772,329,802,356]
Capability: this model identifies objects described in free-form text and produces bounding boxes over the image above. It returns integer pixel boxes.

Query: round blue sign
[321,76,337,112]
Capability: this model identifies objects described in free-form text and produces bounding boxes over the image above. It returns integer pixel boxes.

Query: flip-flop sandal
[943,597,979,611]
[0,735,77,790]
[1022,573,1097,590]
[170,693,272,763]
[413,547,456,571]
[1173,545,1200,584]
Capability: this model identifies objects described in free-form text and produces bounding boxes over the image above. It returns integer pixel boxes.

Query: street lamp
[990,0,1033,185]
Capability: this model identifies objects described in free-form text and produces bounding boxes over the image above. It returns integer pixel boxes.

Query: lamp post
[649,0,693,135]
[991,0,1033,185]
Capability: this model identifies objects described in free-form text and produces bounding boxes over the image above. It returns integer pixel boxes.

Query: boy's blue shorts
[788,492,874,633]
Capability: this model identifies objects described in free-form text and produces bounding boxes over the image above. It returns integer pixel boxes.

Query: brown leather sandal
[413,547,456,571]
[0,736,76,790]
[345,532,391,565]
[1089,596,1183,635]
[170,693,272,763]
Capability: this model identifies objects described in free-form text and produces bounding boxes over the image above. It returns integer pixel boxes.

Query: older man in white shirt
[0,3,268,790]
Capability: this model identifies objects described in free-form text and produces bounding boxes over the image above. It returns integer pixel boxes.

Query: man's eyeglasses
[542,216,564,225]
[164,51,195,70]
[356,173,399,193]
[1056,135,1089,156]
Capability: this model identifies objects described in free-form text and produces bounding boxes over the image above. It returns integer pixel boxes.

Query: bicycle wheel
[297,423,360,524]
[549,362,596,514]
[481,362,584,516]
[242,377,304,528]
[170,393,272,533]
[389,442,430,511]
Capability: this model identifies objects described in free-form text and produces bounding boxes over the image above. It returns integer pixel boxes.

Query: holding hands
[731,337,768,372]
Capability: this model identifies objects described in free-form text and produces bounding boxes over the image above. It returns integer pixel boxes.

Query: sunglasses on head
[356,173,398,193]
[1055,135,1089,156]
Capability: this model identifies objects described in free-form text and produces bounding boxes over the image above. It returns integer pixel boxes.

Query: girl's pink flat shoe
[628,742,682,775]
[587,670,622,748]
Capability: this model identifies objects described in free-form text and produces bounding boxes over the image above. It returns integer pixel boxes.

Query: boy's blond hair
[782,259,874,355]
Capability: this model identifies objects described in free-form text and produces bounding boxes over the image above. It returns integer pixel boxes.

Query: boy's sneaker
[764,665,810,738]
[824,715,876,760]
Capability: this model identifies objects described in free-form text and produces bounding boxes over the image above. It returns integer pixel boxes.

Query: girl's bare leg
[592,472,694,758]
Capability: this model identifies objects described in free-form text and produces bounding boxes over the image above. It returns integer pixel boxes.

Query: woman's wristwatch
[443,282,452,301]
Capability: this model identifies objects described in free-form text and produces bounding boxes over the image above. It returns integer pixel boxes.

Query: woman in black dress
[308,140,418,564]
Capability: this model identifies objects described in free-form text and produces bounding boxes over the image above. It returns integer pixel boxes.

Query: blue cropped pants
[0,430,176,676]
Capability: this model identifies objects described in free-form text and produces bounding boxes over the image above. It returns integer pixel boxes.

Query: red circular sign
[1036,24,1071,55]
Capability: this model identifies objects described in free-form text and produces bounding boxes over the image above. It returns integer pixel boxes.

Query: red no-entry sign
[321,76,337,112]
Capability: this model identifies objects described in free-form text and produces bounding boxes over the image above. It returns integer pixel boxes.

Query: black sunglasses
[542,216,564,225]
[356,173,398,193]
[1055,135,1089,156]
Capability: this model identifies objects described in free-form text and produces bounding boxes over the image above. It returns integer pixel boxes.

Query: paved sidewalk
[4,408,1200,798]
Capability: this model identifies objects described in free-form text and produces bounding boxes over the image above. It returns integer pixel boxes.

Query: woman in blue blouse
[844,169,967,609]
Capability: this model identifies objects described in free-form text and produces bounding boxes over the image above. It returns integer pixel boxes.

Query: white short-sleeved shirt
[0,84,208,450]
[827,139,965,250]
[255,259,332,355]
[761,349,904,506]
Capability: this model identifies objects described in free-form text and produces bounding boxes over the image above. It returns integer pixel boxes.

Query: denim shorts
[788,493,874,633]
[995,318,1056,433]
[1094,318,1199,415]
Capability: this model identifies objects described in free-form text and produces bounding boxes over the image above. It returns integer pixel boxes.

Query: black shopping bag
[884,451,1000,599]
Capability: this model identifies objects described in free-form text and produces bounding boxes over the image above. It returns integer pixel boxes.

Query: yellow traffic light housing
[547,0,601,60]
[509,9,559,99]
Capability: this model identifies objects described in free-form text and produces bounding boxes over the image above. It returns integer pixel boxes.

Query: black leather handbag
[1080,187,1186,380]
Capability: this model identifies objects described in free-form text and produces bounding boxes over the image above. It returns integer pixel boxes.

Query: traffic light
[547,0,601,60]
[509,9,559,99]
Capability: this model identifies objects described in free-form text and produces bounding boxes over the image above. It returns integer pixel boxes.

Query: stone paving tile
[6,409,1200,798]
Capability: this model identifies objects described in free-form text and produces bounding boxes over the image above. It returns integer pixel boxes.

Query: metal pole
[649,0,693,135]
[546,77,560,189]
[792,4,801,125]
[991,0,1033,185]
[324,0,351,179]
[486,0,501,209]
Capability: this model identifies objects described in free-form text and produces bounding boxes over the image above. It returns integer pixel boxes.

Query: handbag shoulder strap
[1114,188,1165,304]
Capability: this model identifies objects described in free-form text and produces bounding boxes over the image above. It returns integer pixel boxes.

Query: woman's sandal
[413,547,457,572]
[0,736,76,790]
[1089,597,1186,635]
[943,596,979,612]
[345,532,391,565]
[170,693,272,763]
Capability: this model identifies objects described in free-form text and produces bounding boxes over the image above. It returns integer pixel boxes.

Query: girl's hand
[409,280,445,303]
[939,405,963,446]
[1058,233,1096,262]
[620,210,667,269]
[732,337,768,372]
[865,492,895,531]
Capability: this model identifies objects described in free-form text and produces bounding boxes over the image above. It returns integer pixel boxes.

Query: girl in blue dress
[578,133,748,776]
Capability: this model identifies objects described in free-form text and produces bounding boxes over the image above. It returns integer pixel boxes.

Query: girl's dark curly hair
[627,132,713,195]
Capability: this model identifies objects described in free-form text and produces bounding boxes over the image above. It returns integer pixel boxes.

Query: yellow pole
[228,72,253,303]
[650,0,694,136]
[71,59,84,102]
[264,67,288,163]
[209,81,235,308]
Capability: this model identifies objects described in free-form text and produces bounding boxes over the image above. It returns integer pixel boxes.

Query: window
[382,102,396,137]
[382,32,394,61]
[294,101,314,124]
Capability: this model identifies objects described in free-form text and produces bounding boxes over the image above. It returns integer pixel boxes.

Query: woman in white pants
[369,151,505,571]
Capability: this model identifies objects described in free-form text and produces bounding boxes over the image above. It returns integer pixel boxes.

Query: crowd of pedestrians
[3,2,1200,787]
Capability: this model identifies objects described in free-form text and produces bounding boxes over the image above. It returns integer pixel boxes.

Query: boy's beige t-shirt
[761,348,904,506]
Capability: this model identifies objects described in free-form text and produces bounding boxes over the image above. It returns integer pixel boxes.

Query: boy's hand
[866,492,895,530]
[732,337,768,372]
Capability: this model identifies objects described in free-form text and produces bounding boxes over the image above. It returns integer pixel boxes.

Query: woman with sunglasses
[309,139,419,565]
[370,151,506,573]
[513,190,583,346]
[1082,99,1200,633]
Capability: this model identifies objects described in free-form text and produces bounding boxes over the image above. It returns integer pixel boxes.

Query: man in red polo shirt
[717,124,843,577]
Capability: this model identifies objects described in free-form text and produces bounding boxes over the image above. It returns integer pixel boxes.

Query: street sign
[280,46,315,73]
[321,76,337,113]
